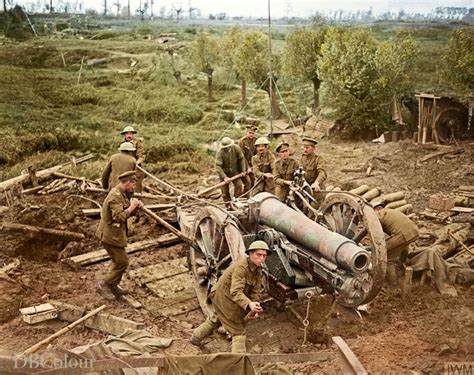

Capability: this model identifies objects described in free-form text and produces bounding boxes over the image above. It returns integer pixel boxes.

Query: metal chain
[302,290,314,346]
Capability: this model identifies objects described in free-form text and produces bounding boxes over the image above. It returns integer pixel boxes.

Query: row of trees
[187,26,471,135]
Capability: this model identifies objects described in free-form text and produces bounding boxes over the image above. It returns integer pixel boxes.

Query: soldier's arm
[272,161,285,186]
[215,152,226,180]
[109,195,131,223]
[252,156,264,179]
[229,265,252,310]
[236,147,246,173]
[101,161,112,190]
[136,140,145,165]
[316,157,327,184]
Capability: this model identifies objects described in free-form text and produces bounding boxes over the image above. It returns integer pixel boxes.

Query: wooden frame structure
[415,93,441,144]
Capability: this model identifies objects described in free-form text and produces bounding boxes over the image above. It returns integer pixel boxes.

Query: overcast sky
[91,0,472,17]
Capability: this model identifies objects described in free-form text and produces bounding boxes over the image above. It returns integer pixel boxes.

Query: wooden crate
[20,303,58,324]
[428,194,455,211]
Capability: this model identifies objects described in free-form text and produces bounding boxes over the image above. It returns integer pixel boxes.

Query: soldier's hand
[284,180,292,186]
[312,181,321,192]
[129,198,143,211]
[264,173,274,179]
[240,171,247,177]
[247,167,252,174]
[248,301,263,313]
[224,177,231,183]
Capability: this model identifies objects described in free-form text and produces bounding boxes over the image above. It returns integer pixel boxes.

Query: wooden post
[402,267,413,299]
[27,166,39,187]
[417,95,422,143]
[21,305,106,355]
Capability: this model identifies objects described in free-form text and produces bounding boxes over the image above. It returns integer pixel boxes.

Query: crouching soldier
[191,240,272,353]
[272,142,299,202]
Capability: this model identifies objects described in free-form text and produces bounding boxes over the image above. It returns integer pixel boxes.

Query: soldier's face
[124,180,137,192]
[246,130,255,139]
[279,149,289,160]
[303,144,315,155]
[256,144,267,154]
[248,250,268,267]
[124,132,135,141]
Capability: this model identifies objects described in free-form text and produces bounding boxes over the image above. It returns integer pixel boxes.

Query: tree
[283,27,326,113]
[236,31,282,119]
[443,28,474,96]
[191,32,220,101]
[317,27,418,135]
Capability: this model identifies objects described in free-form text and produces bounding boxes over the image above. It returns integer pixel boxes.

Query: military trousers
[102,242,130,286]
[386,233,418,263]
[193,315,247,353]
[221,177,244,203]
[242,174,254,194]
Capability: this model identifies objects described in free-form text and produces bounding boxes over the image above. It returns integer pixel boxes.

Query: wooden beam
[82,203,176,217]
[332,336,368,375]
[142,207,192,244]
[0,222,85,241]
[85,187,179,201]
[64,233,180,267]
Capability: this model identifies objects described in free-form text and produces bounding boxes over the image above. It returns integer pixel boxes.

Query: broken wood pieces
[418,148,463,164]
[64,233,180,267]
[0,222,85,241]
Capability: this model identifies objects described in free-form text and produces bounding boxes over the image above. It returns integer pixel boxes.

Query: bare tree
[113,0,120,16]
[103,0,107,16]
[150,0,153,19]
[172,2,182,22]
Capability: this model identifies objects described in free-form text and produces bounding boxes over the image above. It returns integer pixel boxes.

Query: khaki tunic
[96,185,132,248]
[300,153,327,186]
[101,152,136,191]
[251,152,276,194]
[238,136,256,168]
[216,144,246,179]
[272,157,299,201]
[379,208,419,259]
[129,138,146,165]
[211,257,263,336]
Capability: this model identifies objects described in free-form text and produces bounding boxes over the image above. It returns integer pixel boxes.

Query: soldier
[272,142,299,202]
[96,171,144,299]
[372,201,420,282]
[300,136,327,207]
[191,240,272,353]
[238,125,257,193]
[121,125,146,192]
[101,142,137,191]
[216,137,246,205]
[251,137,275,196]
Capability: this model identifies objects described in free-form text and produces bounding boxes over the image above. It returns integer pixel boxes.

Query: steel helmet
[254,137,270,146]
[245,240,272,254]
[121,125,137,134]
[220,137,234,148]
[118,142,136,152]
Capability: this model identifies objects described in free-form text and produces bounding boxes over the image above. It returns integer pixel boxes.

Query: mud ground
[0,139,473,374]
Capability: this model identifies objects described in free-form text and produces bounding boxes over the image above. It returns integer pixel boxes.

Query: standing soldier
[121,125,146,192]
[191,240,272,353]
[273,142,299,202]
[216,137,246,206]
[96,171,144,300]
[101,142,137,191]
[238,125,257,193]
[300,136,327,207]
[251,137,275,196]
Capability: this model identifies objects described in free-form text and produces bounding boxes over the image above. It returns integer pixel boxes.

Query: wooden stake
[21,305,106,355]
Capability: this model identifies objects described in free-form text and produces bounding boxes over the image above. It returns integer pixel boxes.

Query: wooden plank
[130,256,188,285]
[332,336,368,375]
[450,206,474,213]
[144,273,190,298]
[49,301,144,336]
[177,207,196,238]
[158,297,200,317]
[64,234,180,267]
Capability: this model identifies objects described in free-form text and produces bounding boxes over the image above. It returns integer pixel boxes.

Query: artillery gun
[189,186,387,317]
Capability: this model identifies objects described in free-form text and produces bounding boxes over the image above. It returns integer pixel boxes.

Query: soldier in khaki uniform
[121,125,146,192]
[96,171,144,299]
[272,142,300,202]
[101,142,137,191]
[191,240,272,353]
[251,137,275,196]
[216,137,246,205]
[300,136,327,207]
[238,125,257,193]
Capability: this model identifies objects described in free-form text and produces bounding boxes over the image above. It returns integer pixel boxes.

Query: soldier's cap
[245,240,273,254]
[371,199,385,209]
[121,125,137,134]
[255,136,270,146]
[276,142,289,153]
[302,136,318,146]
[220,137,234,148]
[118,171,137,182]
[245,124,258,131]
[118,142,136,152]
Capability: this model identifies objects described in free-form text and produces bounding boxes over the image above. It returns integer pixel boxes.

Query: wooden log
[0,222,85,241]
[82,203,176,217]
[65,234,180,266]
[381,191,405,203]
[361,188,381,201]
[395,204,413,214]
[85,187,178,201]
[197,173,245,198]
[349,184,370,196]
[21,186,44,195]
[142,207,192,244]
[419,148,462,162]
[137,166,186,196]
[21,305,106,355]
[0,154,95,192]
[52,171,97,184]
[385,199,407,209]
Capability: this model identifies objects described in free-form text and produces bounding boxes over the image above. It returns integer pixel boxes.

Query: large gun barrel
[252,193,370,274]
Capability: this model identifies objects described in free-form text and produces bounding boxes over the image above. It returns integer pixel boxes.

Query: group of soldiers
[216,124,327,206]
[94,123,419,354]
